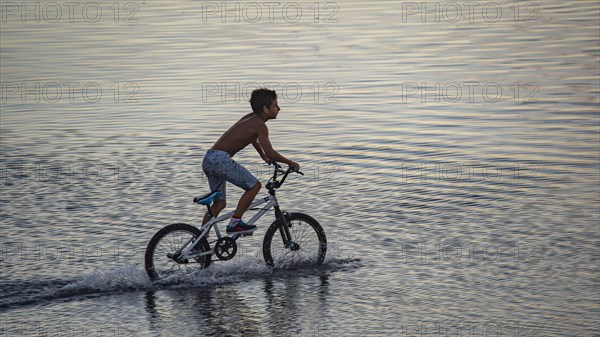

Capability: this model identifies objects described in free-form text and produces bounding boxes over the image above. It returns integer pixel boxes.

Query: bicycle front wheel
[145,223,211,281]
[263,212,327,268]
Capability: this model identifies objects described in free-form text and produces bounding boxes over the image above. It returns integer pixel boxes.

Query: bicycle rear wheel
[262,212,327,268]
[145,223,211,281]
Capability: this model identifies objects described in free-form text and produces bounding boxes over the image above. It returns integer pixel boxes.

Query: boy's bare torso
[211,113,263,157]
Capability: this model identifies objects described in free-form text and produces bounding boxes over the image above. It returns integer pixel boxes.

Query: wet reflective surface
[1,1,599,336]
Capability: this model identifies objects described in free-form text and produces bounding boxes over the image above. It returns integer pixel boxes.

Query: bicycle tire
[145,223,211,281]
[262,212,327,268]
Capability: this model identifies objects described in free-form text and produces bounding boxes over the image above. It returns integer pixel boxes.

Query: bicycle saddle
[193,191,223,205]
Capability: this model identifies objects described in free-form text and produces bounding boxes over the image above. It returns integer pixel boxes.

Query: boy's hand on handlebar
[267,159,300,173]
[268,160,284,171]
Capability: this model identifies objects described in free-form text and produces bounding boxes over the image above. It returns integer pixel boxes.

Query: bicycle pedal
[229,231,255,240]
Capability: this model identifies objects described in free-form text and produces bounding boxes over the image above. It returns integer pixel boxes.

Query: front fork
[275,207,300,251]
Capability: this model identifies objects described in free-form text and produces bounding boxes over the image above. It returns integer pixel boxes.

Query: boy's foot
[226,220,257,235]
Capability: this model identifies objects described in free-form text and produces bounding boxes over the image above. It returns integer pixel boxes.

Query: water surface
[1,1,599,336]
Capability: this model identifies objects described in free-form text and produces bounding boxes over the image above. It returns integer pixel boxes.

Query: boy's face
[264,99,280,119]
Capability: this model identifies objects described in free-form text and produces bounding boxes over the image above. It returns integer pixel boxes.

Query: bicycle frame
[177,194,280,260]
[145,162,324,280]
[176,162,300,261]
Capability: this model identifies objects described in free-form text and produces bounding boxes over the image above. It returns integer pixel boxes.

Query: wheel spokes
[153,230,202,278]
[270,219,322,268]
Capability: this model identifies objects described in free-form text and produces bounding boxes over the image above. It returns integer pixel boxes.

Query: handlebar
[269,160,303,174]
[267,160,303,191]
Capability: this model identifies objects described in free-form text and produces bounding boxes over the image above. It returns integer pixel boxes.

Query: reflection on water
[1,0,598,336]
[143,272,335,336]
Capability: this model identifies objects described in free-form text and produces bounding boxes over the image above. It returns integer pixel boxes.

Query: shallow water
[1,0,599,336]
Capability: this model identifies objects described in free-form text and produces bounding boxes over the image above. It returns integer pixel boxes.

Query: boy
[202,88,299,234]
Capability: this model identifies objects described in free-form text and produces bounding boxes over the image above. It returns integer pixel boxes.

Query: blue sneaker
[226,220,257,235]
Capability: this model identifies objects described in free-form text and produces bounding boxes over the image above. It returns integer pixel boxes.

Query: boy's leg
[202,150,228,225]
[232,181,262,219]
[208,152,260,233]
[202,199,226,225]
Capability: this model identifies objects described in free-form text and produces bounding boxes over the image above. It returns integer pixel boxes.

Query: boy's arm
[252,139,269,163]
[257,123,298,167]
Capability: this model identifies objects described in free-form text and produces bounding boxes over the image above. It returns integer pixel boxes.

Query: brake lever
[289,167,304,175]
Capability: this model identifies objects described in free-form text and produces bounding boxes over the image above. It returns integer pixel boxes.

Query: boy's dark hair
[249,88,277,114]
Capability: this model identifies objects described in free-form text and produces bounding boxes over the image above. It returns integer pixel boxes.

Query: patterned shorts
[202,150,259,202]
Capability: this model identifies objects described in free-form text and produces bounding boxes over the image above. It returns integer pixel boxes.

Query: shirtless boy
[201,88,299,235]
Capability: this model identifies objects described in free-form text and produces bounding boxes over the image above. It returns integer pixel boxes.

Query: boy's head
[250,88,278,115]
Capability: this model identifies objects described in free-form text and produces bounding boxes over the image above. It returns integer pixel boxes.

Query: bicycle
[144,161,327,281]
